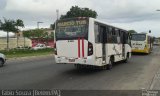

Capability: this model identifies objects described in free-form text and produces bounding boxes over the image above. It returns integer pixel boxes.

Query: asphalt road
[0,46,160,90]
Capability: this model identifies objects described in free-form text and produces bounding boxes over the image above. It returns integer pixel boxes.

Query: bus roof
[93,18,129,32]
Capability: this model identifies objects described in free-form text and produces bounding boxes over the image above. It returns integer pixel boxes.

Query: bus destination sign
[57,20,87,27]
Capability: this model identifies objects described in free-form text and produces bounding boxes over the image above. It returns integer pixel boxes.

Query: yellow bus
[131,33,153,54]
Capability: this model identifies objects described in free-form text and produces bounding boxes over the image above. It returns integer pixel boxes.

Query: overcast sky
[1,0,160,37]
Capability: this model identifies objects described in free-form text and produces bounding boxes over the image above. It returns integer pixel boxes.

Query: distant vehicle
[16,46,31,50]
[32,44,51,50]
[0,53,6,67]
[54,17,131,70]
[153,38,160,45]
[16,46,24,49]
[131,33,153,54]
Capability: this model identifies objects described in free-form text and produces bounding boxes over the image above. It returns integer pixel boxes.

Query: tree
[0,18,17,50]
[50,6,98,30]
[50,23,55,30]
[128,30,137,34]
[23,30,31,38]
[23,29,46,44]
[50,32,54,39]
[60,6,98,19]
[15,19,24,47]
[23,29,50,39]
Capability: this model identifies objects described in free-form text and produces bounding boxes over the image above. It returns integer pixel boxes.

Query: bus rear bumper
[132,48,149,53]
[55,56,96,66]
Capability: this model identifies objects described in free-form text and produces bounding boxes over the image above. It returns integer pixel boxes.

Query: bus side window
[106,26,109,43]
[120,31,124,44]
[94,23,107,43]
[99,25,107,43]
[94,23,100,43]
[107,26,112,43]
[126,33,131,45]
[118,30,122,44]
[115,29,120,44]
[111,28,117,43]
[123,32,128,44]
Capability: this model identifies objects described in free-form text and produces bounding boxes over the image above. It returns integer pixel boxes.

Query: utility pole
[37,21,43,29]
[55,9,59,30]
[54,9,59,42]
[56,9,59,20]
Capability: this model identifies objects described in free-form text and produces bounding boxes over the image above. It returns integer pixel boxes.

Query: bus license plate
[69,59,75,62]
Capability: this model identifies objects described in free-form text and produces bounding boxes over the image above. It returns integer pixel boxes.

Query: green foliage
[15,19,24,34]
[23,30,32,38]
[23,29,44,38]
[60,6,98,19]
[128,30,137,34]
[15,19,24,29]
[50,6,98,30]
[0,18,24,33]
[0,18,18,32]
[43,32,49,38]
[23,29,54,39]
[0,18,24,50]
[50,23,55,30]
[34,29,45,38]
[50,32,54,39]
[0,48,54,58]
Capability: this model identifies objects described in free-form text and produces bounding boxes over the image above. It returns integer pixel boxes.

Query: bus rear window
[56,19,88,40]
[131,34,146,41]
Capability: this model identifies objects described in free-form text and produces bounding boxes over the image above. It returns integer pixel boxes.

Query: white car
[32,44,50,50]
[0,53,6,67]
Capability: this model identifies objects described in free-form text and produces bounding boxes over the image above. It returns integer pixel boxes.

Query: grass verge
[0,48,54,58]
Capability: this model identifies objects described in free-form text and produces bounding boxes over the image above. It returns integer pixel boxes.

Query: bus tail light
[88,42,93,56]
[54,43,57,55]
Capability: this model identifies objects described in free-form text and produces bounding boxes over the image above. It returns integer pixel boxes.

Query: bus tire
[102,65,107,70]
[124,53,129,63]
[107,57,114,70]
[0,59,4,67]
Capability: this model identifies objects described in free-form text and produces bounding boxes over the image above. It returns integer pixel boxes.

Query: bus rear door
[95,23,107,64]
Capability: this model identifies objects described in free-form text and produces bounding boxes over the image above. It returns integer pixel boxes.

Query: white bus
[131,33,153,54]
[55,17,131,69]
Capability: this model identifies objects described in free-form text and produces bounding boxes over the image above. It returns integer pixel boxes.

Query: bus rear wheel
[0,59,4,67]
[107,58,113,70]
[124,53,129,63]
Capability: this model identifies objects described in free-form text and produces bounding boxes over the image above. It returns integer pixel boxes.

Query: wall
[31,38,54,48]
[0,38,32,50]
